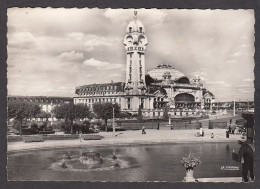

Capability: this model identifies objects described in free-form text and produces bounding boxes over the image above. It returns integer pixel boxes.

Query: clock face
[139,36,146,45]
[128,39,133,44]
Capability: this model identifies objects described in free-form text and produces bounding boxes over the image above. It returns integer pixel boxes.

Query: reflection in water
[51,152,132,172]
[226,144,230,151]
[8,143,241,181]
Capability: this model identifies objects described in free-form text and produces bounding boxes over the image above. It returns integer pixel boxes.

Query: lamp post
[50,101,53,126]
[112,101,115,137]
[233,97,236,116]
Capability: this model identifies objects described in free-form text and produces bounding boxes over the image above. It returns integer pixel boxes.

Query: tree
[52,103,90,134]
[137,106,143,121]
[92,102,120,132]
[8,101,41,136]
[163,105,169,120]
[36,110,51,122]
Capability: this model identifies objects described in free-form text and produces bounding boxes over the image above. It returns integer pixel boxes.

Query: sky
[7,8,255,101]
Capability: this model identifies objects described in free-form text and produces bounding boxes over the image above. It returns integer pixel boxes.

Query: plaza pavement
[7,128,244,152]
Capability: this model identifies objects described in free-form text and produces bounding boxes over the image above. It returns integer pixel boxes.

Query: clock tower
[124,11,148,95]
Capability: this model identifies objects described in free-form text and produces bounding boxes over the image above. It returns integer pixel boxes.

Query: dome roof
[147,64,189,83]
[126,11,145,33]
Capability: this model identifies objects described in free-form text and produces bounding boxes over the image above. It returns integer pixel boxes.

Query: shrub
[11,119,22,130]
[51,121,63,130]
[61,122,72,134]
[30,123,39,133]
[131,114,138,118]
[118,112,130,119]
[72,123,81,134]
[208,121,214,129]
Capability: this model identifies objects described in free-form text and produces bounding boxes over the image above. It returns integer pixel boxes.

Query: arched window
[176,77,190,84]
[129,27,132,32]
[175,93,195,103]
[139,27,142,33]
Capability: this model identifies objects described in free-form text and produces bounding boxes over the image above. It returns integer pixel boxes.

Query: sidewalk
[8,128,244,152]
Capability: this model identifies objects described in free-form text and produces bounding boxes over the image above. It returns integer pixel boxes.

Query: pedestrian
[79,131,82,142]
[211,133,214,138]
[200,127,203,136]
[142,126,146,134]
[228,125,232,133]
[226,130,229,138]
[232,126,235,134]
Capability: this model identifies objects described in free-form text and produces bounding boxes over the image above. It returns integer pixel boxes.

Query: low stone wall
[171,122,201,130]
[7,134,102,142]
[209,120,227,129]
[116,122,159,130]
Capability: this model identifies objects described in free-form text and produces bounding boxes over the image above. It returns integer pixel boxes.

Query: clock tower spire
[124,11,148,95]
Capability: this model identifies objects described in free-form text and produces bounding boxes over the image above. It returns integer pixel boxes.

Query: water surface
[8,143,241,181]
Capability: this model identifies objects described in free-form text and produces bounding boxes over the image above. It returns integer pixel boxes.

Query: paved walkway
[8,128,244,152]
[197,177,243,182]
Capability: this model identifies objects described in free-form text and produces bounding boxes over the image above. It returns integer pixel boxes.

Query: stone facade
[74,12,215,115]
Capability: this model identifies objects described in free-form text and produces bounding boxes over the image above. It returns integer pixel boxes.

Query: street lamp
[50,101,53,126]
[112,101,115,137]
[233,97,236,116]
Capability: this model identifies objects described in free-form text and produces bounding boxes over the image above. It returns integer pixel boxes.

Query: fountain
[61,154,68,168]
[49,150,132,173]
[79,152,103,165]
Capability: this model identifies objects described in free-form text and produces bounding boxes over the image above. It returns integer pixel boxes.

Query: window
[139,27,142,33]
[127,98,131,109]
[140,98,144,109]
[129,27,132,32]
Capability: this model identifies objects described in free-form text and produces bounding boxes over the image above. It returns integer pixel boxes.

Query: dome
[147,64,190,84]
[126,11,145,34]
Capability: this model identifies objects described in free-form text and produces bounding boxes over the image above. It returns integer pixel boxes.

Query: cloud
[241,44,251,48]
[103,9,129,23]
[7,8,255,101]
[226,59,237,64]
[104,9,167,25]
[8,32,36,49]
[206,80,226,85]
[83,34,118,48]
[241,90,253,93]
[190,71,208,81]
[110,73,123,77]
[239,84,253,87]
[58,51,84,60]
[222,83,231,87]
[243,78,254,82]
[231,51,241,57]
[83,58,124,70]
